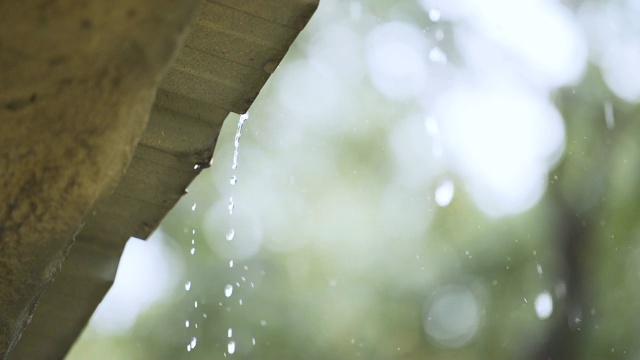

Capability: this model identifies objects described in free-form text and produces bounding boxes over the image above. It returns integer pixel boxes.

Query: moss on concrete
[0,0,201,357]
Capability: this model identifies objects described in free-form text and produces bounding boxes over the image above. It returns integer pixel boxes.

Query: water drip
[226,228,235,241]
[225,284,233,298]
[231,112,249,170]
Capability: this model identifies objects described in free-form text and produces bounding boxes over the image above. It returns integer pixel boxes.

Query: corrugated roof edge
[11,0,319,358]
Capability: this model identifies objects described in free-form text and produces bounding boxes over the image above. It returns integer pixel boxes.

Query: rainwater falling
[222,112,252,357]
[184,222,200,351]
[423,14,456,207]
[435,180,455,207]
[232,113,248,170]
[181,112,252,355]
[423,8,455,208]
[425,115,455,207]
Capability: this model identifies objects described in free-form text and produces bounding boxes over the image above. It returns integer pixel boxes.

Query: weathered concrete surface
[0,0,201,357]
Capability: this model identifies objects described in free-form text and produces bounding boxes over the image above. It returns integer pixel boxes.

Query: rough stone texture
[0,0,201,357]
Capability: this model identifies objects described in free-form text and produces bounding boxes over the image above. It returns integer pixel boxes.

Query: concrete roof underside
[8,1,317,358]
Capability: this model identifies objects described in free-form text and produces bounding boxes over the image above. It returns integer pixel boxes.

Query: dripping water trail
[185,218,201,352]
[232,113,249,170]
[224,112,249,356]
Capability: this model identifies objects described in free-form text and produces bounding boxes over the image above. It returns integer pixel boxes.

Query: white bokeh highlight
[423,285,482,348]
[366,22,429,100]
[579,2,640,102]
[436,85,565,217]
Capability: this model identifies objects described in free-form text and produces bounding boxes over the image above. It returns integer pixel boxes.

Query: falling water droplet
[185,320,190,328]
[429,47,447,64]
[535,291,553,319]
[435,180,455,207]
[536,264,543,275]
[190,247,195,255]
[228,197,234,215]
[230,175,237,185]
[228,328,233,338]
[190,337,197,350]
[228,340,236,354]
[185,281,192,291]
[191,203,197,211]
[229,260,234,268]
[226,228,235,241]
[225,284,233,298]
[252,338,256,345]
[232,113,249,170]
[194,301,198,308]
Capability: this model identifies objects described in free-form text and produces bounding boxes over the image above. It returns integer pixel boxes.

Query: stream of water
[182,112,250,355]
[223,112,249,356]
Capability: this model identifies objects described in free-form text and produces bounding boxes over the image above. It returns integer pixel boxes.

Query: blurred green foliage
[69,0,640,359]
